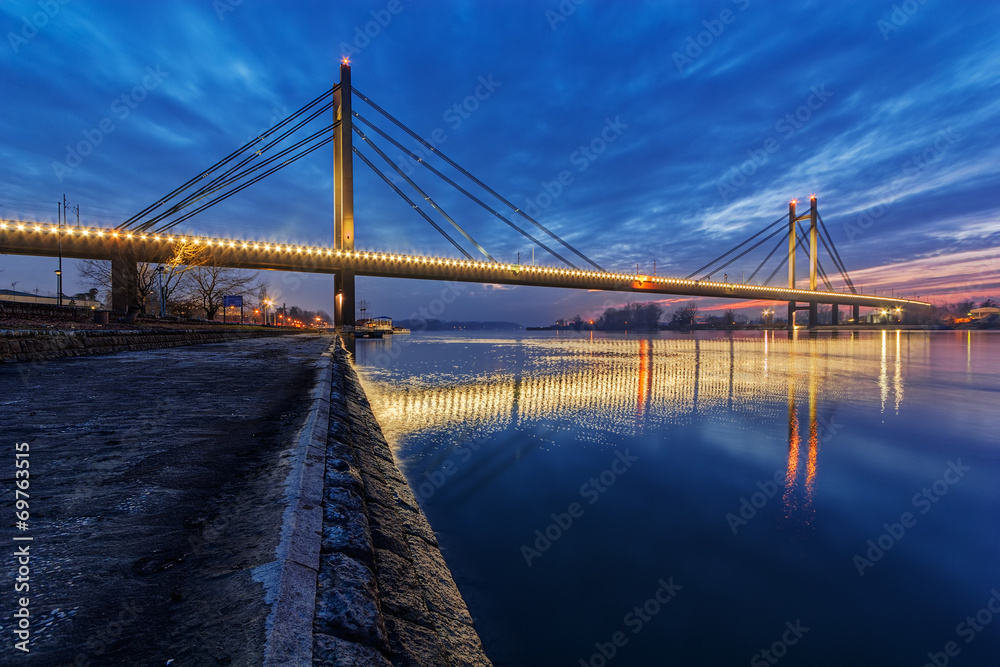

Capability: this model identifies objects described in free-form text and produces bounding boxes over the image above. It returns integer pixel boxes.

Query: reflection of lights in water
[805,369,819,520]
[781,353,820,525]
[967,331,972,374]
[782,380,800,515]
[636,338,651,428]
[879,330,889,413]
[894,330,904,414]
[763,330,769,377]
[359,334,920,453]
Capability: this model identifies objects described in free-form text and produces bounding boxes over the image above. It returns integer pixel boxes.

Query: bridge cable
[698,224,787,281]
[746,234,788,283]
[352,111,578,269]
[152,129,337,233]
[134,103,335,232]
[119,86,337,230]
[763,231,809,286]
[139,123,336,233]
[815,228,856,294]
[352,147,474,260]
[817,213,857,293]
[351,124,496,262]
[794,224,835,291]
[153,133,334,233]
[684,214,785,280]
[352,88,604,271]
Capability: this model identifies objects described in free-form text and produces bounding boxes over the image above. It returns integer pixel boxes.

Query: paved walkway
[0,334,330,666]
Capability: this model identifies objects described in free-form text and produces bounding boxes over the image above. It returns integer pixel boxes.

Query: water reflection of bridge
[359,332,912,441]
[359,332,915,519]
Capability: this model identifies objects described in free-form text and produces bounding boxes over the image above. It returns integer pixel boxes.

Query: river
[353,329,1000,666]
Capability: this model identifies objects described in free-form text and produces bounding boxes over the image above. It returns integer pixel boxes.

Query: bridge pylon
[787,195,821,329]
[333,60,356,328]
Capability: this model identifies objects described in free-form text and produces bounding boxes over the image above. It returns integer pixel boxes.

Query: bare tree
[77,240,218,313]
[183,264,260,320]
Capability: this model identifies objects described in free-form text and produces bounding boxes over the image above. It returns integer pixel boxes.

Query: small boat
[354,315,394,338]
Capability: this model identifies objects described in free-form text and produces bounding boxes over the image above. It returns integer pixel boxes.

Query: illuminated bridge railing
[0,221,930,308]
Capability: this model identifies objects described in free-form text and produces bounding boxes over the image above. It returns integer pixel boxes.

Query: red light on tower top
[341,56,350,66]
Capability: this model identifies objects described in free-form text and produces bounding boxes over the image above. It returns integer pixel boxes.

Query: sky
[2,0,999,325]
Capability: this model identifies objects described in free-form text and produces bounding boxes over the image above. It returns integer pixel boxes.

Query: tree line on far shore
[555,302,700,331]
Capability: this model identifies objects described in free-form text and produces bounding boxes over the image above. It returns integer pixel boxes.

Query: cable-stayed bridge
[0,63,929,327]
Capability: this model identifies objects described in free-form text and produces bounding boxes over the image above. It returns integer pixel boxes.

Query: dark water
[353,330,1000,666]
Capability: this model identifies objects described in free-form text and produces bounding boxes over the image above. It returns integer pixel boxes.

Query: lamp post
[155,266,165,318]
[56,200,63,306]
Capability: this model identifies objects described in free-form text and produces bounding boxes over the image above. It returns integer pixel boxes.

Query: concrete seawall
[311,338,491,665]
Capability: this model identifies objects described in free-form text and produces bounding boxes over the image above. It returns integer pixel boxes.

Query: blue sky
[2,1,998,324]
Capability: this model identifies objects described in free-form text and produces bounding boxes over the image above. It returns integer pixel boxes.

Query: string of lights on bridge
[0,219,928,305]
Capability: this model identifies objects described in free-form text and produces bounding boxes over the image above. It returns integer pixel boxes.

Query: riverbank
[0,333,490,665]
[309,337,491,665]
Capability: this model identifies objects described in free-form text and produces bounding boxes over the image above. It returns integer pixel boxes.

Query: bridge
[0,62,929,328]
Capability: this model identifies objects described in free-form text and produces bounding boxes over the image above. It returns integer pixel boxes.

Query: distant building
[969,307,1000,319]
[0,289,102,309]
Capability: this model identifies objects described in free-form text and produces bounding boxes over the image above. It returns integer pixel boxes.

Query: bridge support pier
[831,303,839,325]
[787,301,796,329]
[852,304,860,323]
[334,270,356,329]
[808,302,818,328]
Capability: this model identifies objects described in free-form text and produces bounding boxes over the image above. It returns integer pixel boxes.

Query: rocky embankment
[311,338,491,666]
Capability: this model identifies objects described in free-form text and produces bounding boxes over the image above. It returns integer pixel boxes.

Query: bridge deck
[0,221,928,309]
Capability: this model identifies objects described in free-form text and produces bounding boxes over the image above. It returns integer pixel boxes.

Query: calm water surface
[353,330,1000,666]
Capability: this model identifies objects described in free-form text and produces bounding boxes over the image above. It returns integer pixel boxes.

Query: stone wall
[313,339,491,666]
[0,300,96,322]
[0,328,287,363]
